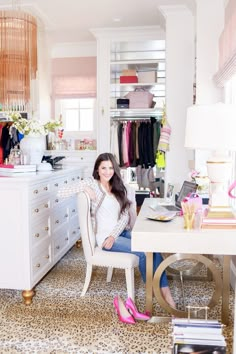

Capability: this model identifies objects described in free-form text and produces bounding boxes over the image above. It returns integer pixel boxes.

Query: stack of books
[201,206,236,229]
[0,164,36,173]
[172,318,226,353]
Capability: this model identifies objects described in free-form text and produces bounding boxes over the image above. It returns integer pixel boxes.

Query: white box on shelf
[138,71,156,83]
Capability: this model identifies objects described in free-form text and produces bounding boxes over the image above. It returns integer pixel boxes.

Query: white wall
[159,5,195,193]
[194,0,225,174]
[51,41,96,58]
[35,29,51,123]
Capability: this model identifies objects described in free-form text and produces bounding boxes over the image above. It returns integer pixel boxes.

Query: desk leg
[146,252,153,314]
[222,255,231,325]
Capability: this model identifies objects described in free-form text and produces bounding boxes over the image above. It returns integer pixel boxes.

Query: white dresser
[0,167,81,304]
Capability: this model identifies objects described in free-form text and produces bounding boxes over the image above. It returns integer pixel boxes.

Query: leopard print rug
[0,246,233,353]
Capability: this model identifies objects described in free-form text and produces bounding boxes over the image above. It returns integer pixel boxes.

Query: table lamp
[185,102,236,217]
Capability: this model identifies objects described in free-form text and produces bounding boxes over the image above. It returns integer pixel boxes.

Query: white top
[132,198,236,255]
[96,187,120,248]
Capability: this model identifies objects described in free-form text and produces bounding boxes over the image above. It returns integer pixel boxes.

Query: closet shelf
[110,59,164,65]
[110,108,163,118]
[110,83,165,88]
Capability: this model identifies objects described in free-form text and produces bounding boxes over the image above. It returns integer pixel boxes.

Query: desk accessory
[181,193,202,230]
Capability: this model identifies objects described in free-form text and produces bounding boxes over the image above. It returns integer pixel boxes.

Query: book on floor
[171,318,226,353]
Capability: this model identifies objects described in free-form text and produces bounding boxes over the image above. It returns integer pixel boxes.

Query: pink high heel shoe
[113,296,135,324]
[125,297,150,321]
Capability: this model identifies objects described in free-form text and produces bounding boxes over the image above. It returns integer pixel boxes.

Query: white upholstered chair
[77,191,139,299]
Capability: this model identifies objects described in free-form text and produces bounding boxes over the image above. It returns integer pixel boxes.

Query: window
[55,98,95,133]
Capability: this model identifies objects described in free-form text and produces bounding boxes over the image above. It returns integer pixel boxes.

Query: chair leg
[106,267,113,282]
[81,263,93,296]
[125,268,135,300]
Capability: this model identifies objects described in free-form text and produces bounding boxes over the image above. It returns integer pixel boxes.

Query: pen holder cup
[183,213,195,230]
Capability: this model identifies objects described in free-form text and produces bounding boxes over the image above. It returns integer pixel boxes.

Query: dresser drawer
[51,207,69,231]
[69,198,78,220]
[31,241,52,283]
[30,182,50,200]
[51,177,70,194]
[51,195,67,209]
[69,222,80,243]
[53,227,70,262]
[70,173,80,183]
[31,216,50,247]
[30,198,50,220]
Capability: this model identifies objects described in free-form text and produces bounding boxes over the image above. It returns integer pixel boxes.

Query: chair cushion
[89,247,139,268]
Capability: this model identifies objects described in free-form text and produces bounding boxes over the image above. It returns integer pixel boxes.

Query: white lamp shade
[185,102,236,150]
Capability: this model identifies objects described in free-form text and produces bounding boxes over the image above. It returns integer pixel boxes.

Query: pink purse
[125,88,154,109]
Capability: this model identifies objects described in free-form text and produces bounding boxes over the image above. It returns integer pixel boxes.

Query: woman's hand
[84,186,96,201]
[102,236,115,250]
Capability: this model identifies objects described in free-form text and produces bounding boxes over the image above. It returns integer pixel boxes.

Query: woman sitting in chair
[58,152,175,308]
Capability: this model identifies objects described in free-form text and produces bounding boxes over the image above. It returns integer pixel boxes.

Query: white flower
[8,112,62,136]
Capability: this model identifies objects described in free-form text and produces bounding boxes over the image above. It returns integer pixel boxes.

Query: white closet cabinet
[91,26,165,154]
[0,168,80,304]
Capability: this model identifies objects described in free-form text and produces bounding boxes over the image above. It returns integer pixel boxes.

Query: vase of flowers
[9,112,62,165]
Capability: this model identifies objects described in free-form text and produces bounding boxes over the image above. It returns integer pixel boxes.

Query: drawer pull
[72,178,75,181]
[64,180,68,184]
[44,186,48,191]
[55,220,59,224]
[35,233,40,238]
[44,203,49,208]
[65,237,69,241]
[34,189,39,194]
[45,226,49,231]
[72,231,76,234]
[56,245,60,250]
[72,209,76,213]
[80,157,84,160]
[36,263,40,268]
[64,214,68,218]
[45,255,50,259]
[55,199,59,203]
[54,183,58,187]
[34,208,39,213]
[77,176,80,179]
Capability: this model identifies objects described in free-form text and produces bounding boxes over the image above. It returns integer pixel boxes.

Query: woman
[58,152,175,308]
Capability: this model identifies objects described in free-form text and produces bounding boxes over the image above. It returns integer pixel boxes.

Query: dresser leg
[22,289,35,305]
[76,239,82,248]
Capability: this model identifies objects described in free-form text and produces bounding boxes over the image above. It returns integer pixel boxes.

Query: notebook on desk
[158,180,198,212]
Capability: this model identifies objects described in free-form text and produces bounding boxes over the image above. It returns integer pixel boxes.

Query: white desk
[131,198,236,325]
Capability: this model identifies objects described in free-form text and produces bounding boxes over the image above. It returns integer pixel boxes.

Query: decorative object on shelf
[125,88,154,109]
[10,112,62,136]
[9,112,62,165]
[0,9,37,111]
[19,134,45,165]
[185,102,236,217]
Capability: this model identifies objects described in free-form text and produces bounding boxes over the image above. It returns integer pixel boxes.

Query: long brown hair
[93,153,131,213]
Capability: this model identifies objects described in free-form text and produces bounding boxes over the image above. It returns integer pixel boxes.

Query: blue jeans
[102,230,168,288]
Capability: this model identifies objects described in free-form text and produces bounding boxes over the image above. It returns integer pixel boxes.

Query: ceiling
[0,0,196,44]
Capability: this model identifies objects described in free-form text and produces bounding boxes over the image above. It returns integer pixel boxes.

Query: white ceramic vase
[20,134,45,165]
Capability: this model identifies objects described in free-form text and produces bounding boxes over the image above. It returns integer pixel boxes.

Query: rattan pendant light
[0,9,37,111]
